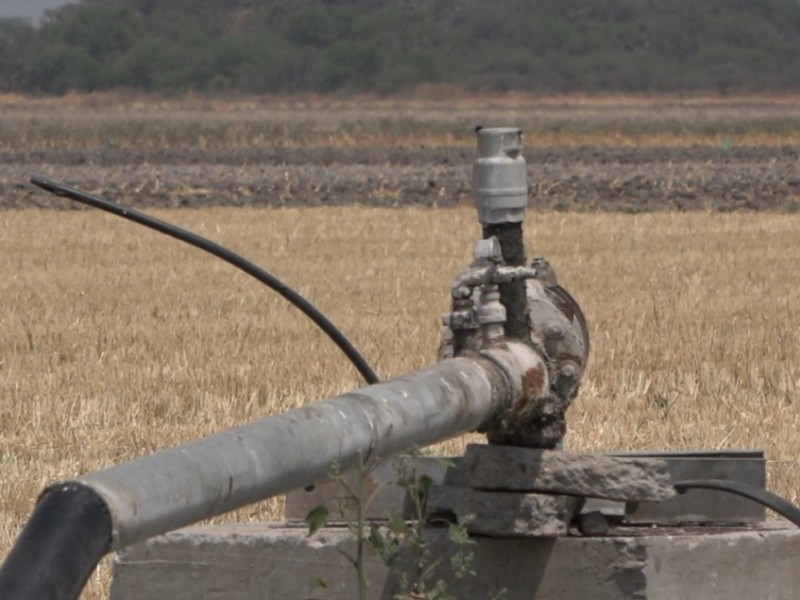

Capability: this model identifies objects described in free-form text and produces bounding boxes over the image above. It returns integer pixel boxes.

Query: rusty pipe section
[55,346,535,551]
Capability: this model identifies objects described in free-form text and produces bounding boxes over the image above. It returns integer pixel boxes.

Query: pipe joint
[439,126,590,448]
[477,284,506,346]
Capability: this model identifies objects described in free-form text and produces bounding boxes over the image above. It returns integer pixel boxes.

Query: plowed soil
[1,94,798,212]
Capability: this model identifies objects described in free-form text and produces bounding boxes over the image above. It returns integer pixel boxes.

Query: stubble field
[1,92,799,598]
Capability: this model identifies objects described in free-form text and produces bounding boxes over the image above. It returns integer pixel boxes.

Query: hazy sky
[1,0,77,23]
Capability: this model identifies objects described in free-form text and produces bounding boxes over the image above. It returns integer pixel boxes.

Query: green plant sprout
[305,449,505,600]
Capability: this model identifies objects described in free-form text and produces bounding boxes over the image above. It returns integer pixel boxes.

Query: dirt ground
[1,94,798,212]
[3,144,798,212]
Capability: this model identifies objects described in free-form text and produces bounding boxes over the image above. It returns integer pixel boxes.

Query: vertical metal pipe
[482,221,528,339]
[473,127,530,340]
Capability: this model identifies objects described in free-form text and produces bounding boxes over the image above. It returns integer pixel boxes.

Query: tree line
[1,0,799,95]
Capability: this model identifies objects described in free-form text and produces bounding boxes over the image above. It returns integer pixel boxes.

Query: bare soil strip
[1,93,798,212]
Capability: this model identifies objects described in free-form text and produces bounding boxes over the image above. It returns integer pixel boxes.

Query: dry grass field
[0,93,799,598]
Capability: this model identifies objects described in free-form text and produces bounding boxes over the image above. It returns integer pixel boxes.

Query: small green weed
[305,450,504,600]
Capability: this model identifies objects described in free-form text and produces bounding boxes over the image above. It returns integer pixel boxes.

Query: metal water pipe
[0,127,587,600]
[474,127,530,339]
[0,344,544,600]
[445,127,590,448]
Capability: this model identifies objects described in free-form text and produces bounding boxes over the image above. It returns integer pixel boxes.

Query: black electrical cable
[30,177,379,385]
[674,479,800,527]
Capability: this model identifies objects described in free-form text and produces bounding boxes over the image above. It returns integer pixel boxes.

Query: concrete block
[286,451,766,526]
[454,490,578,537]
[111,522,800,600]
[464,444,674,501]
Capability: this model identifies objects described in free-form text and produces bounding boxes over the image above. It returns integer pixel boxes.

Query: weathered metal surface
[68,343,554,550]
[478,343,551,434]
[486,259,588,447]
[438,128,590,448]
[441,255,585,448]
[78,357,494,548]
[473,127,528,225]
[617,450,767,524]
[482,223,529,339]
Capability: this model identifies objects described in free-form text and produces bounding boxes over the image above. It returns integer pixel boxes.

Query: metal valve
[473,127,528,225]
[440,127,590,449]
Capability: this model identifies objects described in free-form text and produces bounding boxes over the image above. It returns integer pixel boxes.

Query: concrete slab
[463,444,674,501]
[285,451,766,526]
[453,490,579,537]
[111,521,800,600]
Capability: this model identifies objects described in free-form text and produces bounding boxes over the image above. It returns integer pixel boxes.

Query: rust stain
[521,364,546,400]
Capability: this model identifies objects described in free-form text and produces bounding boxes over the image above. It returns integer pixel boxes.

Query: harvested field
[1,93,799,599]
[1,92,798,212]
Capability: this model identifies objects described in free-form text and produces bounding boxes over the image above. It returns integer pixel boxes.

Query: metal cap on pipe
[473,127,528,225]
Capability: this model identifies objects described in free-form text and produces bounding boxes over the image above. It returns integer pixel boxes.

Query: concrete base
[111,522,800,600]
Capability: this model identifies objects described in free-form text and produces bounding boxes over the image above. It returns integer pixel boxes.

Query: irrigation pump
[441,126,589,448]
[3,128,797,600]
[0,126,586,599]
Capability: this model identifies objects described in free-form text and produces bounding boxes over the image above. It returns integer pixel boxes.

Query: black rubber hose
[0,482,112,600]
[30,177,379,385]
[674,479,800,527]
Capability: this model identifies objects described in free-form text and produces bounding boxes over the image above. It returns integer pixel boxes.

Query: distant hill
[0,0,75,23]
[1,0,799,94]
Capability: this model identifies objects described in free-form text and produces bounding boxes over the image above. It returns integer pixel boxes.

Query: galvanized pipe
[0,126,575,600]
[2,345,547,599]
[67,350,527,549]
[473,127,530,340]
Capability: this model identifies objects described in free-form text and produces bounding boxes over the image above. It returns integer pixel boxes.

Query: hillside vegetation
[1,0,799,94]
